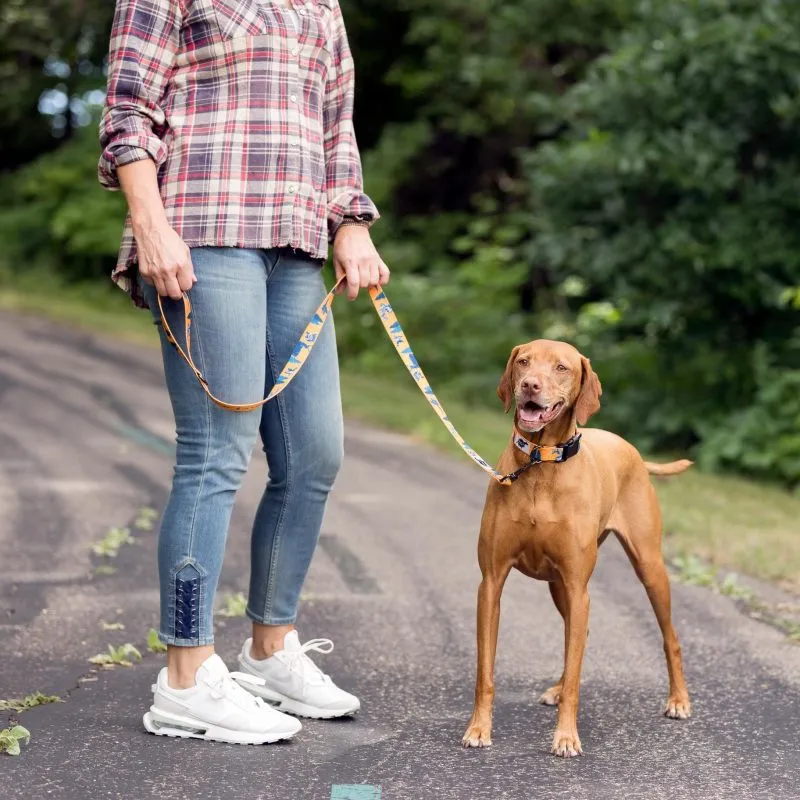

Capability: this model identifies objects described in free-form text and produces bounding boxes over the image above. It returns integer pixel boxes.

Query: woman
[98,0,388,744]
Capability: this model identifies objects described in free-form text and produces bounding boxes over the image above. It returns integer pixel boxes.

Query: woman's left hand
[333,225,390,300]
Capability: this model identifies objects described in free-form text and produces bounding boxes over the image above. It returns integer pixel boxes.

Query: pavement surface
[1,309,799,800]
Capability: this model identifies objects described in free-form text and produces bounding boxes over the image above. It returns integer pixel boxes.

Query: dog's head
[497,340,602,433]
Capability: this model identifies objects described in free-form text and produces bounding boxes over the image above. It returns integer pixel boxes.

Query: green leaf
[0,725,30,755]
[147,628,167,654]
[11,726,30,743]
[216,592,247,618]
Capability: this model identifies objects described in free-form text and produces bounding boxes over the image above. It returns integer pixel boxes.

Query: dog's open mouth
[517,399,565,428]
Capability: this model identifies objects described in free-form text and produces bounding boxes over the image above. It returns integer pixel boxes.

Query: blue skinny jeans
[141,247,343,646]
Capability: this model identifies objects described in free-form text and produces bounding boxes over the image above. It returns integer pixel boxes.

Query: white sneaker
[235,632,360,719]
[142,653,302,744]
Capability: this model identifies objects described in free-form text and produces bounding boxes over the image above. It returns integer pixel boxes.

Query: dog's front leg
[462,569,509,748]
[551,580,590,757]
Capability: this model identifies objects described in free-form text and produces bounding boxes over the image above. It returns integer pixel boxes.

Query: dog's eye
[517,358,529,367]
[556,363,569,372]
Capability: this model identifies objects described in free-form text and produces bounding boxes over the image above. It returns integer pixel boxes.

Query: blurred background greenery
[2,0,800,495]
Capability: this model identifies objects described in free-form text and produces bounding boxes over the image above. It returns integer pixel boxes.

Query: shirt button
[290,94,297,103]
[288,185,297,194]
[291,47,299,56]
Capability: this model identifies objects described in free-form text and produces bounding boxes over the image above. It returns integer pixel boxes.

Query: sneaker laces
[284,638,334,686]
[205,671,269,710]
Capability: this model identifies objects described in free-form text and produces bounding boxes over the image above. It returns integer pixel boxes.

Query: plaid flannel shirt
[98,0,379,307]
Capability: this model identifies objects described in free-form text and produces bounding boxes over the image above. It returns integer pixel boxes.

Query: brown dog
[462,340,692,757]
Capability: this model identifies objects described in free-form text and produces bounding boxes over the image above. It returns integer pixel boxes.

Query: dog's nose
[521,378,541,394]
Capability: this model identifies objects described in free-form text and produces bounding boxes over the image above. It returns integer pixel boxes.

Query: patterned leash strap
[157,280,339,412]
[157,278,515,484]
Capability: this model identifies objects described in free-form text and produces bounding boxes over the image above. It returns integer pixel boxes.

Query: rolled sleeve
[323,0,380,241]
[98,0,180,190]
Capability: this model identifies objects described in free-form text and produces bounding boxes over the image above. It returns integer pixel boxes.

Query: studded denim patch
[174,564,201,641]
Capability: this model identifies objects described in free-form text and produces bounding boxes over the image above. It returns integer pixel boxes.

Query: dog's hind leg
[613,482,692,720]
[539,580,568,706]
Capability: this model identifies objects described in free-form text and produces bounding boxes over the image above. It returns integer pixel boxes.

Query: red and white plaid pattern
[99,0,379,307]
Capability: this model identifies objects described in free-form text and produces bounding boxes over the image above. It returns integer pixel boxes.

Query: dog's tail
[644,459,693,477]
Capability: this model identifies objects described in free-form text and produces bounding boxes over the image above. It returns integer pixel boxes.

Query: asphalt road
[1,309,799,800]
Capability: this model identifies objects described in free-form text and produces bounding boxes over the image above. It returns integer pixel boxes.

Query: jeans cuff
[158,633,215,647]
[245,606,297,626]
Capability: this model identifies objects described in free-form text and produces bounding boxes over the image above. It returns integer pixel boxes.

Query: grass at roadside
[0,272,155,347]
[1,276,798,591]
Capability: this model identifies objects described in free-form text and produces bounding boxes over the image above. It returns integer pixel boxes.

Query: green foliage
[88,643,142,668]
[337,0,636,406]
[216,592,247,618]
[0,725,30,756]
[671,555,753,599]
[0,0,113,167]
[0,125,127,280]
[147,628,167,654]
[671,554,718,588]
[91,527,134,558]
[526,0,800,484]
[0,692,62,713]
[133,507,159,532]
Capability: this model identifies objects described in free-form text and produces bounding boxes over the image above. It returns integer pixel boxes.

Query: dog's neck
[512,409,577,453]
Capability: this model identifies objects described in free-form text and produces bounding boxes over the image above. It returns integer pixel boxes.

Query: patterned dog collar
[500,429,582,484]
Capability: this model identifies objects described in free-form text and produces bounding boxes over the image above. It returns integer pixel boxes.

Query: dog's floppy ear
[575,356,602,425]
[497,345,521,413]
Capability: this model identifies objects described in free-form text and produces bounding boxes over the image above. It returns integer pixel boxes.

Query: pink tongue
[519,406,545,424]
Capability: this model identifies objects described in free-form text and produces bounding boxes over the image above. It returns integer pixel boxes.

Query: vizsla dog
[462,340,692,757]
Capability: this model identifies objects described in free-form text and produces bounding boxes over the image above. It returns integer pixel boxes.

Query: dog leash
[157,277,579,486]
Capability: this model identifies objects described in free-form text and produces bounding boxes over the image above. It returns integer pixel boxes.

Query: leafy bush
[527,0,800,484]
[0,124,126,280]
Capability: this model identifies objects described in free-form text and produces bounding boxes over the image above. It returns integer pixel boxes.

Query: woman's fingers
[363,256,380,288]
[162,273,184,300]
[176,259,195,293]
[342,259,361,300]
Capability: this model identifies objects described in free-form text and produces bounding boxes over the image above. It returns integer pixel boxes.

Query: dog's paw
[538,684,562,706]
[551,729,582,758]
[664,696,692,719]
[462,723,492,748]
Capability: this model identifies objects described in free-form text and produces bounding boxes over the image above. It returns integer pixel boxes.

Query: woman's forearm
[117,157,194,300]
[117,158,169,237]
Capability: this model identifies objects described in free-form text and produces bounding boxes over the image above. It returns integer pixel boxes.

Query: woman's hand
[134,220,196,300]
[333,225,390,300]
[118,159,196,300]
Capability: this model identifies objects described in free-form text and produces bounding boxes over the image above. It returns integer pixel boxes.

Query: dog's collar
[502,428,582,484]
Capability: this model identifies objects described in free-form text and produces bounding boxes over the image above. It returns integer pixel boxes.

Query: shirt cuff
[327,190,380,242]
[98,135,169,190]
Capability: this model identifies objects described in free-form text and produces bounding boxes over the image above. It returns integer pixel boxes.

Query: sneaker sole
[234,674,360,720]
[143,708,301,744]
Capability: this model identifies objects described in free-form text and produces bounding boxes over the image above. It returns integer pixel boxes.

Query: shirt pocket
[209,0,268,40]
[304,1,334,54]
